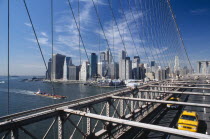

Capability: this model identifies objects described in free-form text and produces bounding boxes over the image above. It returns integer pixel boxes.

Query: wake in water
[0,81,5,84]
[0,88,35,95]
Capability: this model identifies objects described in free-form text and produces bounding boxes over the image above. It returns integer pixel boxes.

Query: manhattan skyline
[0,0,209,76]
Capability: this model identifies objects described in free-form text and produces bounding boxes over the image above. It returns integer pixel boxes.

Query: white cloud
[24,22,32,27]
[41,32,48,37]
[190,9,208,15]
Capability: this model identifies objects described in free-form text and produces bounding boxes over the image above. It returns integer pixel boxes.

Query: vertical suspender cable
[67,0,90,62]
[166,0,192,71]
[51,0,55,96]
[22,0,55,97]
[78,0,82,77]
[7,0,10,114]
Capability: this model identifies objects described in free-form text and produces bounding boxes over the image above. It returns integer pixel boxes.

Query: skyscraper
[105,48,112,64]
[51,54,66,80]
[174,56,180,71]
[68,65,80,80]
[63,58,67,80]
[132,56,140,79]
[119,55,132,80]
[63,57,73,80]
[46,58,52,79]
[151,61,155,67]
[97,61,107,77]
[105,49,110,63]
[100,52,105,62]
[79,61,89,81]
[90,53,98,78]
[119,50,126,60]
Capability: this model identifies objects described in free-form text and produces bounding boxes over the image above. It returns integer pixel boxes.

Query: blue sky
[0,0,209,75]
[171,0,210,69]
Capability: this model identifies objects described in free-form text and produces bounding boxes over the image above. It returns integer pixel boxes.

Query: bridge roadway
[135,86,210,138]
[1,78,210,139]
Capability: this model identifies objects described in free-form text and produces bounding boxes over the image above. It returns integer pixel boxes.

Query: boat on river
[0,81,5,84]
[34,90,67,99]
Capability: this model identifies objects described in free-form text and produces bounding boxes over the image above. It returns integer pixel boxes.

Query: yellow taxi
[177,111,199,132]
[167,97,179,109]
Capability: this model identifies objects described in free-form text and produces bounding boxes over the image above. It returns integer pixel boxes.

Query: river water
[0,76,115,117]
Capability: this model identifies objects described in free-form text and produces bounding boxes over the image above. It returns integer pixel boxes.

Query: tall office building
[119,50,126,60]
[79,61,89,81]
[132,56,140,79]
[151,61,155,67]
[68,66,80,80]
[63,57,73,80]
[108,62,119,79]
[119,50,126,79]
[119,56,132,80]
[100,52,105,62]
[90,53,98,78]
[97,61,107,77]
[139,64,146,79]
[105,48,112,64]
[174,56,180,71]
[51,54,66,80]
[63,58,67,80]
[46,58,52,79]
[155,69,162,81]
[105,49,110,63]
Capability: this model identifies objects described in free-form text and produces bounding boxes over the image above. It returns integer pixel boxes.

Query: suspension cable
[166,0,192,71]
[119,0,143,79]
[107,0,128,55]
[7,0,10,114]
[67,0,90,62]
[22,0,55,96]
[51,0,55,95]
[91,0,115,63]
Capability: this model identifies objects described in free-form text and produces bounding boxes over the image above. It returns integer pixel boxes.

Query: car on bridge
[177,111,199,132]
[167,97,179,109]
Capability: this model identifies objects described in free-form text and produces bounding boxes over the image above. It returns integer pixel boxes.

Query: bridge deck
[0,78,210,139]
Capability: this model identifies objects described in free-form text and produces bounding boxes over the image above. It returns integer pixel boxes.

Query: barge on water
[34,90,67,99]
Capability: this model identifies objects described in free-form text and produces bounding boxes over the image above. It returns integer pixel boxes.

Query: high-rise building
[119,56,132,80]
[132,56,140,79]
[63,57,73,80]
[155,69,161,81]
[151,61,155,67]
[90,53,98,78]
[174,56,180,72]
[46,58,52,79]
[97,61,108,77]
[79,61,89,81]
[105,48,112,64]
[63,58,67,80]
[68,66,80,80]
[51,54,66,80]
[105,49,110,63]
[100,52,105,62]
[119,50,126,60]
[108,62,119,79]
[139,64,146,79]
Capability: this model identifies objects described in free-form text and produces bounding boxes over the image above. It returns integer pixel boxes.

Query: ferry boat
[34,90,67,99]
